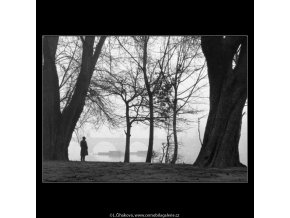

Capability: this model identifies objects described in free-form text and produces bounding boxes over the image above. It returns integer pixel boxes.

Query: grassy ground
[42,161,247,183]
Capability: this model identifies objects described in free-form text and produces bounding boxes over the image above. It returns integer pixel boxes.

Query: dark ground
[42,161,247,182]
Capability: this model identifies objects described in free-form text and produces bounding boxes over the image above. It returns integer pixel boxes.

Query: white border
[0,1,36,218]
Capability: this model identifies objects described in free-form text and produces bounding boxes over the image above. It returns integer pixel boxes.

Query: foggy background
[58,36,248,165]
[68,93,248,165]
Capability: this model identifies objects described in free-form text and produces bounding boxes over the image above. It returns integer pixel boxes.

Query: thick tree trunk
[124,104,131,163]
[146,95,154,163]
[43,36,106,160]
[53,39,94,160]
[42,36,61,160]
[194,36,247,168]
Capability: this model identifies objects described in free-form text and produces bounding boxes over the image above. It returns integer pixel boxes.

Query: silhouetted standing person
[80,137,88,162]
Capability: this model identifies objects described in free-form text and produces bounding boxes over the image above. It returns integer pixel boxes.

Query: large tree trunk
[124,104,131,163]
[43,36,106,160]
[146,95,154,163]
[42,36,61,160]
[53,36,98,161]
[194,36,247,168]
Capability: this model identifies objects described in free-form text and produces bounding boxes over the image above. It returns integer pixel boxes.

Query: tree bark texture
[193,36,247,168]
[43,36,61,160]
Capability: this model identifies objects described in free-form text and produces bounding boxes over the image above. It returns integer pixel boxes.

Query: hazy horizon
[68,113,247,165]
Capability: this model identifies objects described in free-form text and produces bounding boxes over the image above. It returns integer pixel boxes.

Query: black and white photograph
[5,0,290,217]
[42,35,248,183]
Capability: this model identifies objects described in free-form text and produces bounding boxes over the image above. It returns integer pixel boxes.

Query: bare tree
[93,68,146,162]
[56,37,119,145]
[117,36,172,163]
[154,36,207,163]
[43,36,106,160]
[157,116,174,164]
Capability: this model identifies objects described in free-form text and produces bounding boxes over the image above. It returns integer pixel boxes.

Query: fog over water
[68,110,247,165]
